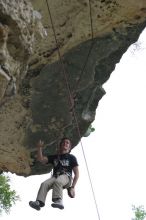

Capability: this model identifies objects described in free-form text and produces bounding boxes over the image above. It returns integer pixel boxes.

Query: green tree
[132,205,146,220]
[0,174,20,215]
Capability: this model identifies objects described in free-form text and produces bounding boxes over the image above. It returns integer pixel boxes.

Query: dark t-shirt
[47,153,78,177]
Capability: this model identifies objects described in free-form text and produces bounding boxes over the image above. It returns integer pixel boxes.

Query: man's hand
[36,140,44,148]
[67,187,75,198]
[36,140,48,164]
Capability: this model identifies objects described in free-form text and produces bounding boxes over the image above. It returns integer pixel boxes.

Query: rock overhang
[0,0,146,176]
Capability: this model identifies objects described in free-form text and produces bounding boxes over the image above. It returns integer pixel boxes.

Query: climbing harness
[45,1,101,220]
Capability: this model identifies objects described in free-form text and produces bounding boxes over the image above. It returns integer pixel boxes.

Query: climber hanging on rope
[29,137,79,210]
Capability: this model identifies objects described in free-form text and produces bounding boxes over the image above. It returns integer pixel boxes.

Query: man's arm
[36,140,48,164]
[67,166,79,198]
[71,166,79,188]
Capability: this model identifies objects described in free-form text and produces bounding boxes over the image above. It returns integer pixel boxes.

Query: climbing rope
[45,1,101,220]
[45,0,74,110]
[73,0,95,93]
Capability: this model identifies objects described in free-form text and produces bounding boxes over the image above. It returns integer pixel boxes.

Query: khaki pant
[36,174,71,205]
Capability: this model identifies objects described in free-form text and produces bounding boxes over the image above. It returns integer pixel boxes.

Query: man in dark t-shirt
[29,138,79,210]
[48,153,78,178]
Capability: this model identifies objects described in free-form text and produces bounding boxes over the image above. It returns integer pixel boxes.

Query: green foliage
[132,205,146,220]
[83,124,95,137]
[0,174,20,215]
[90,127,95,132]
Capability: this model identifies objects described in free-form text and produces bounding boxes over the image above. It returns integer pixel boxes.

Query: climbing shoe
[51,199,64,209]
[29,200,41,211]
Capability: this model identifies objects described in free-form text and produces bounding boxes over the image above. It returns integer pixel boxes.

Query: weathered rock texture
[0,0,146,176]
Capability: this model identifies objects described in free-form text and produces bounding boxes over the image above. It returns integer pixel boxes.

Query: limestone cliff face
[0,0,146,176]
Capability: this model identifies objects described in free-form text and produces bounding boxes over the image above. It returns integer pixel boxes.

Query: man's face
[60,139,71,152]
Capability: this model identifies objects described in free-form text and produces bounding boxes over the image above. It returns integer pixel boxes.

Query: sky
[1,27,146,220]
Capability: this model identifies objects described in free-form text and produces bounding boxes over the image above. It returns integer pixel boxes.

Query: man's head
[59,137,72,154]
